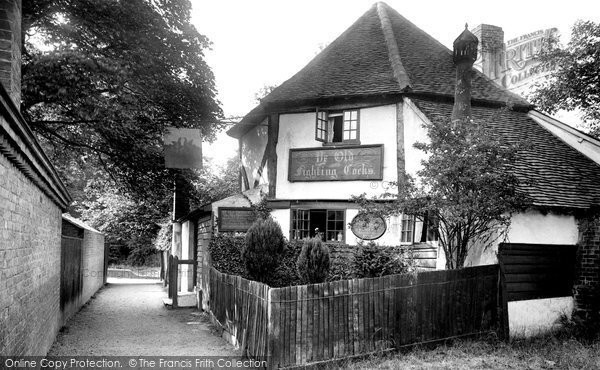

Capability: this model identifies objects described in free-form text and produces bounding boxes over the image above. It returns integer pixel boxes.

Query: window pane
[401,214,415,243]
[325,210,344,242]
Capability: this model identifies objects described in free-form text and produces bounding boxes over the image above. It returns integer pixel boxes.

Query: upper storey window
[315,109,360,144]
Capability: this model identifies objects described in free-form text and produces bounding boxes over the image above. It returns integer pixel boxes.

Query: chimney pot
[452,24,479,122]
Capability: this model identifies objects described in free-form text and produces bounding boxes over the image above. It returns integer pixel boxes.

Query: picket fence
[208,264,507,368]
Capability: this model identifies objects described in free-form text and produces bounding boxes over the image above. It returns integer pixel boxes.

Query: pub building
[180,2,600,334]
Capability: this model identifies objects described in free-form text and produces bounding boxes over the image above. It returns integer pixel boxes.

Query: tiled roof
[411,97,600,209]
[229,2,529,137]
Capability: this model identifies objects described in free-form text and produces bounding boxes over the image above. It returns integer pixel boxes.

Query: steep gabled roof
[411,97,600,209]
[229,2,528,137]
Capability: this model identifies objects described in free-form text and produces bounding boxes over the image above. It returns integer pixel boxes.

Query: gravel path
[48,279,238,356]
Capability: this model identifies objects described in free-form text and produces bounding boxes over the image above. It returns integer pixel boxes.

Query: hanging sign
[163,128,203,169]
[350,213,387,240]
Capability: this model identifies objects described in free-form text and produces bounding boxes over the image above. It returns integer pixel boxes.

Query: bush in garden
[297,237,331,284]
[242,218,285,283]
[209,234,248,278]
[353,241,413,278]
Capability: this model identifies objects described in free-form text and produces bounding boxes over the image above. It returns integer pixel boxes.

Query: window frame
[290,208,346,243]
[400,213,416,245]
[314,108,361,145]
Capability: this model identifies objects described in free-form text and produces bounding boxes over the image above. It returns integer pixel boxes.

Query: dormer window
[315,109,360,144]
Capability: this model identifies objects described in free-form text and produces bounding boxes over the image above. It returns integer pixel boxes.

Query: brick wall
[0,152,63,355]
[574,214,600,321]
[80,229,105,306]
[0,0,20,106]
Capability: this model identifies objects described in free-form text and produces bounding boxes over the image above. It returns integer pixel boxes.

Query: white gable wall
[275,105,398,199]
[403,97,430,179]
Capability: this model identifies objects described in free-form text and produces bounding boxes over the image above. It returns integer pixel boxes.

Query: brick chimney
[0,0,21,107]
[452,24,478,122]
[471,24,504,81]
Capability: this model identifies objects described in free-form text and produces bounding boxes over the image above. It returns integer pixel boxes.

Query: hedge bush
[208,234,248,278]
[209,235,414,286]
[353,242,414,278]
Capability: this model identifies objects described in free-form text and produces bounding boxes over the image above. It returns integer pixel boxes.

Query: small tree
[355,114,530,269]
[297,238,330,284]
[242,218,285,282]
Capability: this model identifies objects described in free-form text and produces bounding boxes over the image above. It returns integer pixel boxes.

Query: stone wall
[0,153,63,355]
[574,213,600,322]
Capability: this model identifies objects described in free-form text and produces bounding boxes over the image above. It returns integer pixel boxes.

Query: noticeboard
[218,207,256,232]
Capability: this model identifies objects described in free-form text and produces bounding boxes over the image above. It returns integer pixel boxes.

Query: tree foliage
[22,0,223,196]
[355,114,530,269]
[530,20,600,138]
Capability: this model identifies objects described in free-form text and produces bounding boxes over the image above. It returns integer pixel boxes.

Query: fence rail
[207,264,506,368]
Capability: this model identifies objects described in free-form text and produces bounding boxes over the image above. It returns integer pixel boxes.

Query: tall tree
[530,20,600,138]
[22,0,223,196]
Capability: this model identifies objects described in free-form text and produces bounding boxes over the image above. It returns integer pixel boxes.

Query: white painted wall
[271,209,291,242]
[509,297,573,337]
[507,209,579,245]
[181,221,195,292]
[403,98,430,179]
[275,105,398,199]
[463,209,579,267]
[241,118,269,189]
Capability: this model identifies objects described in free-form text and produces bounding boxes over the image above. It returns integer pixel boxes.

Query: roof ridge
[376,2,411,90]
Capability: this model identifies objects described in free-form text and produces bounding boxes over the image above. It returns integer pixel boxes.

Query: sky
[191,0,600,167]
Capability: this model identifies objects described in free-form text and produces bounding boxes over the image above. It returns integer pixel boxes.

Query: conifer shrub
[242,218,285,282]
[297,237,331,284]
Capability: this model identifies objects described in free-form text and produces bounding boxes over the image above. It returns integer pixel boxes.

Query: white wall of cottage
[275,105,398,200]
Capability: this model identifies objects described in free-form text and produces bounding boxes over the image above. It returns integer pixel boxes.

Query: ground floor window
[291,209,345,242]
[400,214,415,243]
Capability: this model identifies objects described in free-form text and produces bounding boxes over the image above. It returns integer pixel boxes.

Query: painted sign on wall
[218,207,256,232]
[502,28,558,92]
[163,128,203,169]
[288,145,383,182]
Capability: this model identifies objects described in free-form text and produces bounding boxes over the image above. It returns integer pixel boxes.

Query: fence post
[167,255,173,298]
[103,241,109,285]
[171,256,179,308]
[497,263,510,341]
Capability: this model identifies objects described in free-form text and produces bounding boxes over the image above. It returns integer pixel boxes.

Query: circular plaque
[350,213,386,240]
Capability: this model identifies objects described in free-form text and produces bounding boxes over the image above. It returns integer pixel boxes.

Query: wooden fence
[207,264,507,368]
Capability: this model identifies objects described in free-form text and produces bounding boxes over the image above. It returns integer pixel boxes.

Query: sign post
[163,127,203,296]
